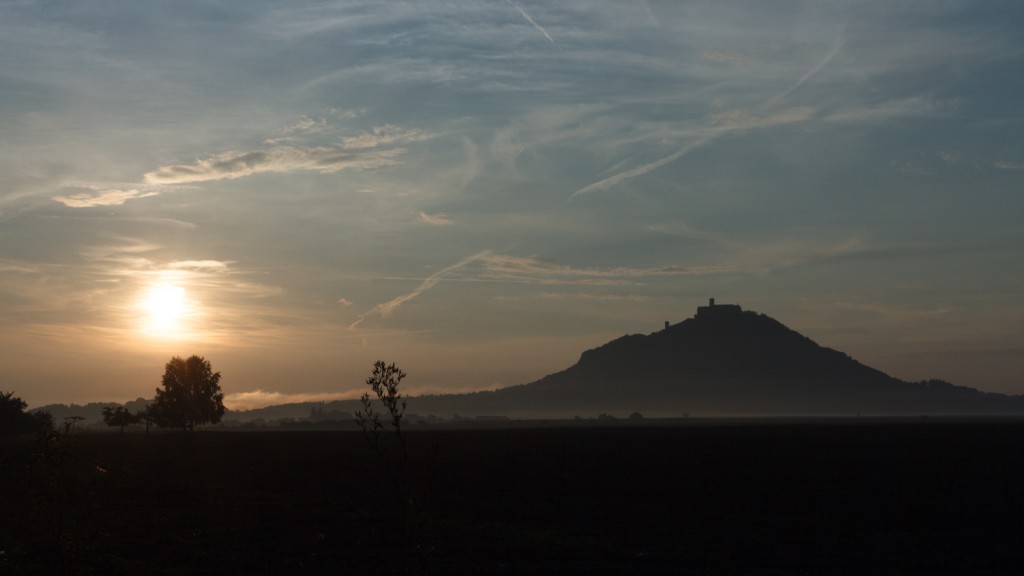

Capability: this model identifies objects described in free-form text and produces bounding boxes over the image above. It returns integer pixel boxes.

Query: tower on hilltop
[696,298,742,317]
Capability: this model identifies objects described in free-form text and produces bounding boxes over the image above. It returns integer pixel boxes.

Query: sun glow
[138,278,193,338]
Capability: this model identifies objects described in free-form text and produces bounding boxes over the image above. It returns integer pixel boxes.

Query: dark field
[3,421,1024,575]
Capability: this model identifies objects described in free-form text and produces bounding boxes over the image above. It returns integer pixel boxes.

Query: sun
[138,279,192,337]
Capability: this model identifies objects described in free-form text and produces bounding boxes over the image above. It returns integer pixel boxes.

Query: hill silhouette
[406,300,1024,417]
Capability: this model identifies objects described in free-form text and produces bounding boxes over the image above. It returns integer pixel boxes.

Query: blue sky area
[2,1,1022,409]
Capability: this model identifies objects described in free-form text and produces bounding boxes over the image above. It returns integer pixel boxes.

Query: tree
[136,406,156,433]
[102,406,134,433]
[355,361,408,459]
[353,362,428,571]
[151,355,225,431]
[1,391,31,437]
[28,411,55,437]
[0,391,52,438]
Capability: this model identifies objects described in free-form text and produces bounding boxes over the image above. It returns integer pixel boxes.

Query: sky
[2,1,1022,410]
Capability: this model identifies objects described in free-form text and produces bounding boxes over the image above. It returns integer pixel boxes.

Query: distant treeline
[28,398,520,431]
[29,397,667,431]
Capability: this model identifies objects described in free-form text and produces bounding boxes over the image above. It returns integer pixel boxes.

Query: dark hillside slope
[411,304,1023,417]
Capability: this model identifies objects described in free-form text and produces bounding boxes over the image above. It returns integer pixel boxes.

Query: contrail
[570,134,717,199]
[570,30,844,200]
[349,250,492,330]
[510,2,554,44]
[776,32,845,100]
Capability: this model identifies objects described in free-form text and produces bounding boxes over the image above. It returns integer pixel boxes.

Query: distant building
[696,298,742,317]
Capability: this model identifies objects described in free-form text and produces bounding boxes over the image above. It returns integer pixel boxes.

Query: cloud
[480,254,723,282]
[144,146,405,184]
[341,125,436,150]
[52,188,157,208]
[223,389,357,411]
[709,106,816,128]
[538,292,649,302]
[79,236,164,271]
[701,51,750,66]
[60,123,430,204]
[822,97,945,124]
[995,160,1024,170]
[728,236,870,273]
[349,249,728,330]
[0,260,39,275]
[831,301,950,320]
[263,110,366,144]
[285,116,329,135]
[78,239,282,302]
[646,221,717,241]
[166,260,231,272]
[348,249,723,330]
[935,150,961,165]
[419,212,454,226]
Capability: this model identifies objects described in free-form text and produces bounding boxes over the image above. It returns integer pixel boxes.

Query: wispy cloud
[284,116,330,135]
[479,254,719,281]
[166,260,231,272]
[728,236,870,273]
[701,51,751,67]
[538,292,649,302]
[71,238,283,316]
[0,260,38,274]
[822,97,946,124]
[709,106,816,128]
[263,110,364,144]
[79,236,165,270]
[995,160,1024,170]
[342,125,436,150]
[52,188,157,208]
[223,389,357,411]
[144,146,405,185]
[419,212,454,226]
[348,250,724,329]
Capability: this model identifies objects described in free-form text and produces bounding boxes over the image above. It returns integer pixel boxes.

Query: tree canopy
[1,391,54,437]
[102,405,135,433]
[151,355,225,431]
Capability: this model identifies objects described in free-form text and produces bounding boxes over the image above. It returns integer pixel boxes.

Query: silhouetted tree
[151,355,225,431]
[28,411,55,437]
[101,406,134,433]
[136,406,156,433]
[355,361,408,459]
[1,391,29,436]
[0,391,53,438]
[354,361,431,572]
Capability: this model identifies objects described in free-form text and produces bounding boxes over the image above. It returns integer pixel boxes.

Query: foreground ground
[2,420,1024,575]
